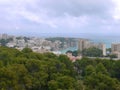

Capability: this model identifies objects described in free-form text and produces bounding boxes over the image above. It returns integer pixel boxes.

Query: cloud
[36,0,114,17]
[112,0,120,20]
[0,0,119,34]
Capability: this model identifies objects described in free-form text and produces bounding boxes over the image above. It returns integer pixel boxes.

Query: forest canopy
[0,46,120,90]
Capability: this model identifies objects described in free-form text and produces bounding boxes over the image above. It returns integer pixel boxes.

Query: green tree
[109,54,117,60]
[22,48,33,53]
[96,63,108,75]
[84,63,120,90]
[82,47,103,57]
[48,80,58,90]
[0,46,120,90]
[85,65,95,76]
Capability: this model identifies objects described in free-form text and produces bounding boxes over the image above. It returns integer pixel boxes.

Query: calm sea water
[60,38,119,54]
[41,33,120,47]
[90,37,120,48]
[22,33,120,53]
[59,34,120,53]
[30,33,120,51]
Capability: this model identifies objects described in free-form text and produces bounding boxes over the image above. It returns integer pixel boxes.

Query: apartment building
[78,39,106,56]
[111,43,120,58]
[78,39,90,52]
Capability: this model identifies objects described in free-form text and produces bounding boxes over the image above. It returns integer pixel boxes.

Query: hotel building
[111,43,120,58]
[78,39,106,56]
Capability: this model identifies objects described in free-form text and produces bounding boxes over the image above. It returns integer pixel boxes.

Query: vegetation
[0,46,120,90]
[109,54,117,59]
[66,50,78,56]
[67,47,102,57]
[82,47,103,57]
[0,38,13,46]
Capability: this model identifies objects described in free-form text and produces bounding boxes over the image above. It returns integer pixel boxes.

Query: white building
[6,42,16,48]
[111,43,120,58]
[78,39,106,56]
[92,43,106,56]
[78,39,90,52]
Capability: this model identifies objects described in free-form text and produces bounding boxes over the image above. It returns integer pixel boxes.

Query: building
[100,43,106,56]
[78,39,106,56]
[111,43,120,58]
[66,51,82,62]
[78,39,90,52]
[93,43,106,56]
[1,34,8,39]
[112,43,120,52]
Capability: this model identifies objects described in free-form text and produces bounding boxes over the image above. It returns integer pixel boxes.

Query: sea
[16,33,120,53]
[19,33,120,47]
[60,38,117,54]
[36,33,120,47]
[53,33,120,54]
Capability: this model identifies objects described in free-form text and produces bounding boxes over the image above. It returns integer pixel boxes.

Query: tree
[48,80,58,90]
[109,54,117,60]
[72,51,78,56]
[84,63,120,90]
[22,48,33,53]
[82,47,103,57]
[112,60,120,79]
[0,46,120,90]
[95,63,108,75]
[85,65,95,76]
[56,76,75,89]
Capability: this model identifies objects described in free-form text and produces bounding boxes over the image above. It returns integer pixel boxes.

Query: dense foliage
[0,46,120,90]
[82,47,103,57]
[0,38,13,46]
[66,50,78,56]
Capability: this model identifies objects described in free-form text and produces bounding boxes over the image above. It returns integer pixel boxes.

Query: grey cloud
[22,0,115,28]
[29,0,114,18]
[0,0,119,34]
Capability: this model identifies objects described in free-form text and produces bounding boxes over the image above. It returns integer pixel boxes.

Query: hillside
[0,46,120,90]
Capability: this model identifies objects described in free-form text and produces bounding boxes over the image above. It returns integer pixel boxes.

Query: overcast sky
[0,0,120,36]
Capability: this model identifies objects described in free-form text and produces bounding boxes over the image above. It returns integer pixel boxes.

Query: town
[0,34,120,61]
[0,34,77,54]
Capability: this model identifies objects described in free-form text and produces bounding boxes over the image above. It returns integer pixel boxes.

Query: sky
[0,0,120,36]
